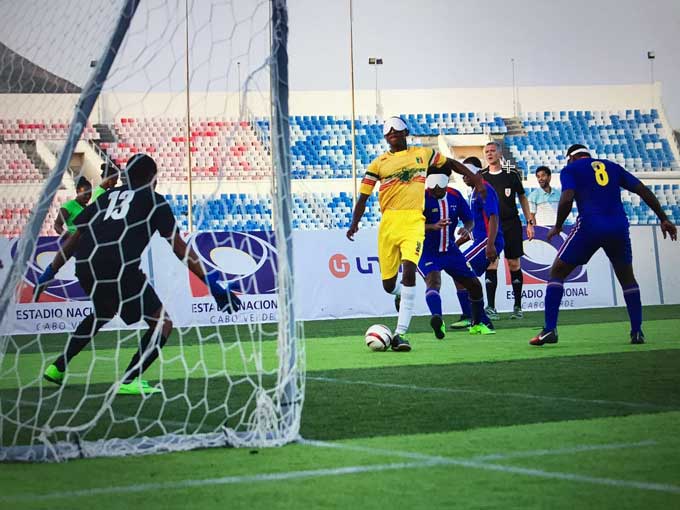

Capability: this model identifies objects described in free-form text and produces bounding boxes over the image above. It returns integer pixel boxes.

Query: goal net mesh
[0,0,304,462]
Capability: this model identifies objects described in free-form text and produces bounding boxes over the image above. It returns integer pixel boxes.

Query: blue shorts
[557,217,632,268]
[463,236,505,276]
[418,245,476,280]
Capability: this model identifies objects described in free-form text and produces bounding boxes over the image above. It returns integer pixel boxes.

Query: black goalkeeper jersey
[74,185,177,279]
[479,168,526,222]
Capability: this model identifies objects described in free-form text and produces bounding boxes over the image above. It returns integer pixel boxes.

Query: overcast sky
[288,0,680,128]
[1,0,679,128]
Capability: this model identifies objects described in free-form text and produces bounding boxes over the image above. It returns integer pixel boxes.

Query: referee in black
[480,141,534,319]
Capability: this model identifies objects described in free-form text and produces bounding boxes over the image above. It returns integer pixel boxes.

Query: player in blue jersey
[418,169,494,337]
[449,158,505,330]
[530,144,677,346]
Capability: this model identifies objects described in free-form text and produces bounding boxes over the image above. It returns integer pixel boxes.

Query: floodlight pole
[368,57,383,117]
[647,51,655,110]
[510,58,517,117]
[237,61,242,120]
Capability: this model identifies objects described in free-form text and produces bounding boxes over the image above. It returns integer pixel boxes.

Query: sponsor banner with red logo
[293,229,460,320]
[1,225,676,333]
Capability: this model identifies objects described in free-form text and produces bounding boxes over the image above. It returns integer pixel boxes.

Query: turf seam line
[307,376,673,410]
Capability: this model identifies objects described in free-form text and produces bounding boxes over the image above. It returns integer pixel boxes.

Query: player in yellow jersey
[347,116,486,351]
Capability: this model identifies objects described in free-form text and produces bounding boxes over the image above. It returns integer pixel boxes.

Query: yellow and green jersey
[360,147,447,212]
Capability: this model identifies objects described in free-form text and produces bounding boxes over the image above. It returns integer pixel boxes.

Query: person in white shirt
[528,166,561,226]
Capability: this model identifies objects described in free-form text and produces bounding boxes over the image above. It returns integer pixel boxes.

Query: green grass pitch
[1,305,679,509]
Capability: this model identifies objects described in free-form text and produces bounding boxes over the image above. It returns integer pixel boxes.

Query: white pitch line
[301,438,680,494]
[307,376,670,410]
[3,438,676,502]
[299,438,659,464]
[0,459,443,502]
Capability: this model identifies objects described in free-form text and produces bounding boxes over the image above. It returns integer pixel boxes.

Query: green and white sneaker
[43,364,64,386]
[449,316,471,330]
[118,378,162,395]
[484,306,500,320]
[510,306,524,319]
[469,323,497,335]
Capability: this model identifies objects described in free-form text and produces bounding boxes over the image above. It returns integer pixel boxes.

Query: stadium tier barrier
[1,224,678,335]
[1,184,680,238]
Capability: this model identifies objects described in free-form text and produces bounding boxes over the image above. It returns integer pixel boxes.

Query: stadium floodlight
[647,50,655,108]
[368,57,383,117]
[0,0,304,462]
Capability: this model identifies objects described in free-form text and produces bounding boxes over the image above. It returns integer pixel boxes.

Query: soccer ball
[365,324,393,351]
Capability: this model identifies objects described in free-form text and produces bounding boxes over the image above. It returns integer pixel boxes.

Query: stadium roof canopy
[0,42,81,94]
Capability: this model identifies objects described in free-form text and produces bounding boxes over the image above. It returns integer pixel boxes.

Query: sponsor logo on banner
[188,231,278,296]
[506,226,587,285]
[329,254,350,278]
[504,225,590,310]
[328,254,383,278]
[12,236,88,303]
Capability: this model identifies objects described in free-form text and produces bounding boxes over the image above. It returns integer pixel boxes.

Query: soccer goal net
[0,0,304,462]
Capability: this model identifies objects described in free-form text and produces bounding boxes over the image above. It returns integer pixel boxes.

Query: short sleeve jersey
[527,187,560,225]
[61,199,85,234]
[479,168,525,222]
[360,147,448,212]
[91,185,107,201]
[470,182,502,242]
[74,185,178,278]
[560,158,641,223]
[423,187,473,253]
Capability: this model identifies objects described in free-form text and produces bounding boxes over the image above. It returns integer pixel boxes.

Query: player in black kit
[480,142,534,319]
[40,154,240,395]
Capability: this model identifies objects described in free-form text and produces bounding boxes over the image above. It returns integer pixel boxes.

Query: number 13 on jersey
[104,190,135,220]
[591,161,609,187]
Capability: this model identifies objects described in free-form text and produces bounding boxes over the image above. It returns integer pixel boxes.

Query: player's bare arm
[486,214,499,262]
[346,193,370,241]
[519,193,535,240]
[455,220,474,246]
[32,231,81,301]
[443,158,487,199]
[169,230,241,313]
[547,189,575,241]
[54,207,69,235]
[634,183,678,241]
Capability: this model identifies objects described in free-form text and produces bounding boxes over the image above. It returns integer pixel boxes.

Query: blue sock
[425,288,442,317]
[456,289,471,318]
[544,278,564,331]
[470,297,484,326]
[622,283,642,333]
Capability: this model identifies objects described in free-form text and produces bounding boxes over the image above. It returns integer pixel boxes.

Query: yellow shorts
[377,209,425,280]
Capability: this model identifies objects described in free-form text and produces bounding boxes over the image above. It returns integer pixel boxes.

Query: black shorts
[500,216,525,260]
[76,265,162,325]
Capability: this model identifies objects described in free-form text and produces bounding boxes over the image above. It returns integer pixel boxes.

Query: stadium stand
[103,118,270,182]
[0,143,43,183]
[0,109,678,236]
[506,109,678,176]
